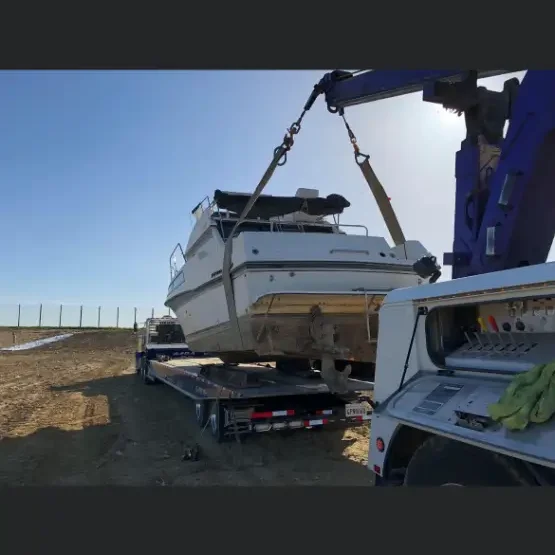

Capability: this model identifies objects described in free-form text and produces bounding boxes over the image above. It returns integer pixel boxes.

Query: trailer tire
[140,360,157,386]
[208,402,224,443]
[195,401,209,428]
[404,436,518,486]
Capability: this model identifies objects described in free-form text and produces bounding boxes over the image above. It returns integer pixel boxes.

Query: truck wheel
[195,401,209,428]
[404,436,518,486]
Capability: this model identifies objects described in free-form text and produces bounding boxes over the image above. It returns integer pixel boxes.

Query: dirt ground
[0,330,373,486]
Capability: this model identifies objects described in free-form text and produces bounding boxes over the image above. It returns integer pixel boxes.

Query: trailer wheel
[195,401,209,428]
[208,402,225,443]
[140,360,156,386]
[404,436,518,486]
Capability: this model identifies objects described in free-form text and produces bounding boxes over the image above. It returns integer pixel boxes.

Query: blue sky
[0,70,531,319]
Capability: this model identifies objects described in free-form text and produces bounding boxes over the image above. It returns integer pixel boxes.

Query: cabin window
[212,216,335,240]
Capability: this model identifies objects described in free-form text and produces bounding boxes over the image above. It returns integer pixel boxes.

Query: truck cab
[135,317,206,375]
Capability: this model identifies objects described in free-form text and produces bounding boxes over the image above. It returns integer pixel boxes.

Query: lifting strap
[340,112,406,247]
[221,102,407,351]
[355,154,406,247]
[221,114,307,350]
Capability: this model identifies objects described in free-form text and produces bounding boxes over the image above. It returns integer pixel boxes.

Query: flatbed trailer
[138,355,373,442]
[136,317,373,442]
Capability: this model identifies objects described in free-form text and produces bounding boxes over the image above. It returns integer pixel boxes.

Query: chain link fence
[0,303,173,329]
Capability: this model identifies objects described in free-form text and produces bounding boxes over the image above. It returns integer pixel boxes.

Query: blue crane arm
[314,70,517,111]
[308,68,555,280]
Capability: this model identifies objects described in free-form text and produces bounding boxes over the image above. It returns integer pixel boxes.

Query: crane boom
[315,70,519,110]
[308,68,555,280]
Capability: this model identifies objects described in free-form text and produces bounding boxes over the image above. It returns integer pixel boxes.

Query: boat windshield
[213,218,337,240]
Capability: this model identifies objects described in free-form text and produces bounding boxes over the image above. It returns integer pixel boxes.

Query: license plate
[345,403,366,418]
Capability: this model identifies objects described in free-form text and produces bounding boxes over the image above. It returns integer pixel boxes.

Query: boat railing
[211,208,369,237]
[169,243,186,281]
[333,223,369,236]
[191,196,212,221]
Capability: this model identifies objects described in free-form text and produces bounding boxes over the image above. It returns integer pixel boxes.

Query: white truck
[368,265,555,486]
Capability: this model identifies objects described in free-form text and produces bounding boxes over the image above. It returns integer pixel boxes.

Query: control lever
[515,319,534,350]
[477,317,494,349]
[502,322,518,350]
[461,326,475,349]
[471,323,484,349]
[515,320,533,351]
[487,315,504,350]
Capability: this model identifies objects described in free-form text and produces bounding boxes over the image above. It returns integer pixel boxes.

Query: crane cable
[221,92,409,349]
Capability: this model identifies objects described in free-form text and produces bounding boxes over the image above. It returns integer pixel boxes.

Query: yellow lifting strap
[340,112,406,247]
[355,154,406,246]
[220,105,408,350]
[221,112,307,349]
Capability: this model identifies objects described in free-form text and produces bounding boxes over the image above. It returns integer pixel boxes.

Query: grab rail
[213,212,369,238]
[169,243,186,280]
[335,224,369,236]
[191,196,211,220]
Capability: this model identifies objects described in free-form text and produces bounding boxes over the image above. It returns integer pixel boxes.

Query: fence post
[97,306,101,328]
[59,304,63,328]
[17,304,21,327]
[38,304,43,328]
[116,307,120,328]
[79,305,83,328]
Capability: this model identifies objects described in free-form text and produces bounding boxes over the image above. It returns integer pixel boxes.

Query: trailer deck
[149,357,373,400]
[143,356,374,442]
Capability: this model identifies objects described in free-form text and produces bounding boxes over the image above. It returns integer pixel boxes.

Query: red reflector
[376,437,385,452]
[251,412,272,419]
[373,465,381,475]
[252,409,295,419]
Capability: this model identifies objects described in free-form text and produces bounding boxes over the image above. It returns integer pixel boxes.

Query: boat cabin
[192,188,352,241]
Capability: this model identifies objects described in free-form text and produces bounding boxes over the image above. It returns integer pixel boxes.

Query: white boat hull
[166,209,432,368]
[166,264,423,363]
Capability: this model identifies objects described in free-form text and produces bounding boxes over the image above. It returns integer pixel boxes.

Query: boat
[165,187,432,392]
